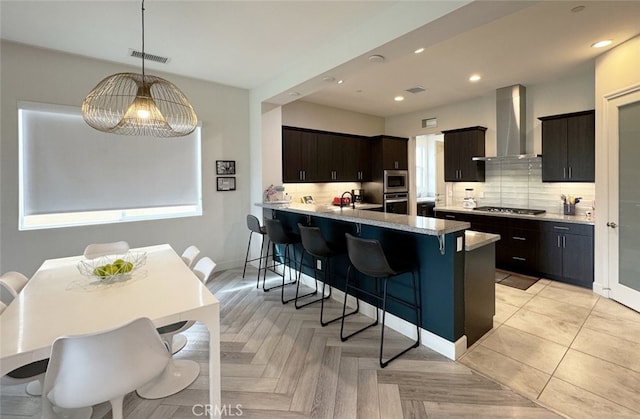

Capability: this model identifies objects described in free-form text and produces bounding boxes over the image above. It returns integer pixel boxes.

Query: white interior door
[607,87,640,312]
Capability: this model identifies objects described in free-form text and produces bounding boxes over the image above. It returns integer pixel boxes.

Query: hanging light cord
[141,0,145,82]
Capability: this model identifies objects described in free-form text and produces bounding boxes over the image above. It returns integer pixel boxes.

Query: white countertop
[434,206,595,225]
[257,202,470,236]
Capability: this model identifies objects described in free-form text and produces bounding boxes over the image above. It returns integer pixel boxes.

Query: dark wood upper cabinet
[282,127,318,182]
[442,126,486,182]
[282,126,373,183]
[362,135,409,189]
[370,135,409,176]
[539,110,595,182]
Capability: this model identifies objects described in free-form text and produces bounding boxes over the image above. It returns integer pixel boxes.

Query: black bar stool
[296,223,359,326]
[243,214,268,288]
[264,218,304,304]
[341,233,422,368]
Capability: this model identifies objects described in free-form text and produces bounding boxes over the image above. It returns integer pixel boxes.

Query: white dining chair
[42,318,169,419]
[137,257,217,399]
[0,272,45,397]
[193,256,217,284]
[181,245,201,268]
[0,271,29,305]
[83,241,130,259]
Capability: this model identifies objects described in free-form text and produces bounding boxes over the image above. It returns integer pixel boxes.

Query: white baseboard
[299,273,466,360]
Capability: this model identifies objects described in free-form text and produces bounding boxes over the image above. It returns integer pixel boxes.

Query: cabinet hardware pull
[557,236,561,248]
[445,215,455,219]
[512,236,526,241]
[303,171,306,181]
[563,167,566,179]
[568,166,572,178]
[553,226,569,230]
[512,256,526,261]
[562,236,566,248]
[607,222,618,229]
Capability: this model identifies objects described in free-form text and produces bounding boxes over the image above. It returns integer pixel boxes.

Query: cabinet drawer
[507,228,538,248]
[542,222,593,236]
[501,246,537,271]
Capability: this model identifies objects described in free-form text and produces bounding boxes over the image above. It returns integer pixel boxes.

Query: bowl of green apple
[77,251,147,283]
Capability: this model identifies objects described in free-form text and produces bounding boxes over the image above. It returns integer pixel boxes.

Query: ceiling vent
[406,86,426,94]
[422,117,437,128]
[128,49,169,64]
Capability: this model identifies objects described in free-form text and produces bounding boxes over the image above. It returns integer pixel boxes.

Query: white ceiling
[2,1,640,118]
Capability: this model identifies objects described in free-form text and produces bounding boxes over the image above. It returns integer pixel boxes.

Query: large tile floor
[459,271,640,418]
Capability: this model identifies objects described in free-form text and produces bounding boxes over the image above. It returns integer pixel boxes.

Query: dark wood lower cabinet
[539,222,594,288]
[435,210,594,288]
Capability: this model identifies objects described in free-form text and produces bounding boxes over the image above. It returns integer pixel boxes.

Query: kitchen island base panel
[298,264,471,360]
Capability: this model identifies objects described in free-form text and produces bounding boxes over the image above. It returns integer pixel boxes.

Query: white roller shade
[18,101,202,229]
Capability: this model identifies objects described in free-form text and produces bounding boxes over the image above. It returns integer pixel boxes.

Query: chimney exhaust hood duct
[473,84,540,161]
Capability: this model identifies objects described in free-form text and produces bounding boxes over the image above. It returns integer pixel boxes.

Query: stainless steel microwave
[383,170,408,193]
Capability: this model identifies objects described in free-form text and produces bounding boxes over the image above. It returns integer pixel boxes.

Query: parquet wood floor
[0,269,561,418]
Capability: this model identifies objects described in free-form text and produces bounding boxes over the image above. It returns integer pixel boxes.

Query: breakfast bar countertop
[465,230,501,251]
[257,202,470,236]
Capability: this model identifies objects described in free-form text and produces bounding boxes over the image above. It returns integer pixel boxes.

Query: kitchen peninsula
[257,202,500,359]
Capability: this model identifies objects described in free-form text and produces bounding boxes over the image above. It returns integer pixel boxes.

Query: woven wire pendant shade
[82,72,197,137]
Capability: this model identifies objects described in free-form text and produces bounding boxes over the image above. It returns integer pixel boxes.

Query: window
[18,101,202,230]
[415,134,442,198]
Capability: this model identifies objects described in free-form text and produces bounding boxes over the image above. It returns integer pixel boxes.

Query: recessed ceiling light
[414,47,425,54]
[591,39,612,48]
[369,54,385,63]
[337,79,344,84]
[288,92,300,97]
[469,74,481,82]
[322,76,336,82]
[394,96,404,102]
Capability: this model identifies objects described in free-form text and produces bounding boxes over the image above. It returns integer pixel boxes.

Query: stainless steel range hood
[473,84,540,161]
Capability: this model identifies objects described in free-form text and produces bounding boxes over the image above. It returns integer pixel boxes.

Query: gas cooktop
[474,206,546,215]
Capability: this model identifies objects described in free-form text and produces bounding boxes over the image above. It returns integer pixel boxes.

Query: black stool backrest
[265,218,295,244]
[247,214,265,234]
[297,223,333,258]
[345,233,396,278]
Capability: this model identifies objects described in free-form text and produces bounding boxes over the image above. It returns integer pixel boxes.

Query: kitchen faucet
[340,191,355,209]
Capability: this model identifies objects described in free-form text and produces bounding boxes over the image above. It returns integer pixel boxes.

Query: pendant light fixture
[82,0,197,137]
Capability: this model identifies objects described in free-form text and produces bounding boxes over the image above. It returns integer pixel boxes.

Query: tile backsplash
[267,182,362,205]
[446,158,595,215]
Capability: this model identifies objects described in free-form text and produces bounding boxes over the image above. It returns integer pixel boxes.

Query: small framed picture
[303,195,314,204]
[216,177,236,191]
[216,160,236,175]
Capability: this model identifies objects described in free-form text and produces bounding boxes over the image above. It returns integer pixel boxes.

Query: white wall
[0,41,249,275]
[385,64,595,157]
[282,101,384,136]
[594,35,640,295]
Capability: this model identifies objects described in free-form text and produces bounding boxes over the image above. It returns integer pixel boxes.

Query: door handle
[607,222,618,229]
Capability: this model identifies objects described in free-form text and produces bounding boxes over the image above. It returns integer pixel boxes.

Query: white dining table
[0,244,221,418]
